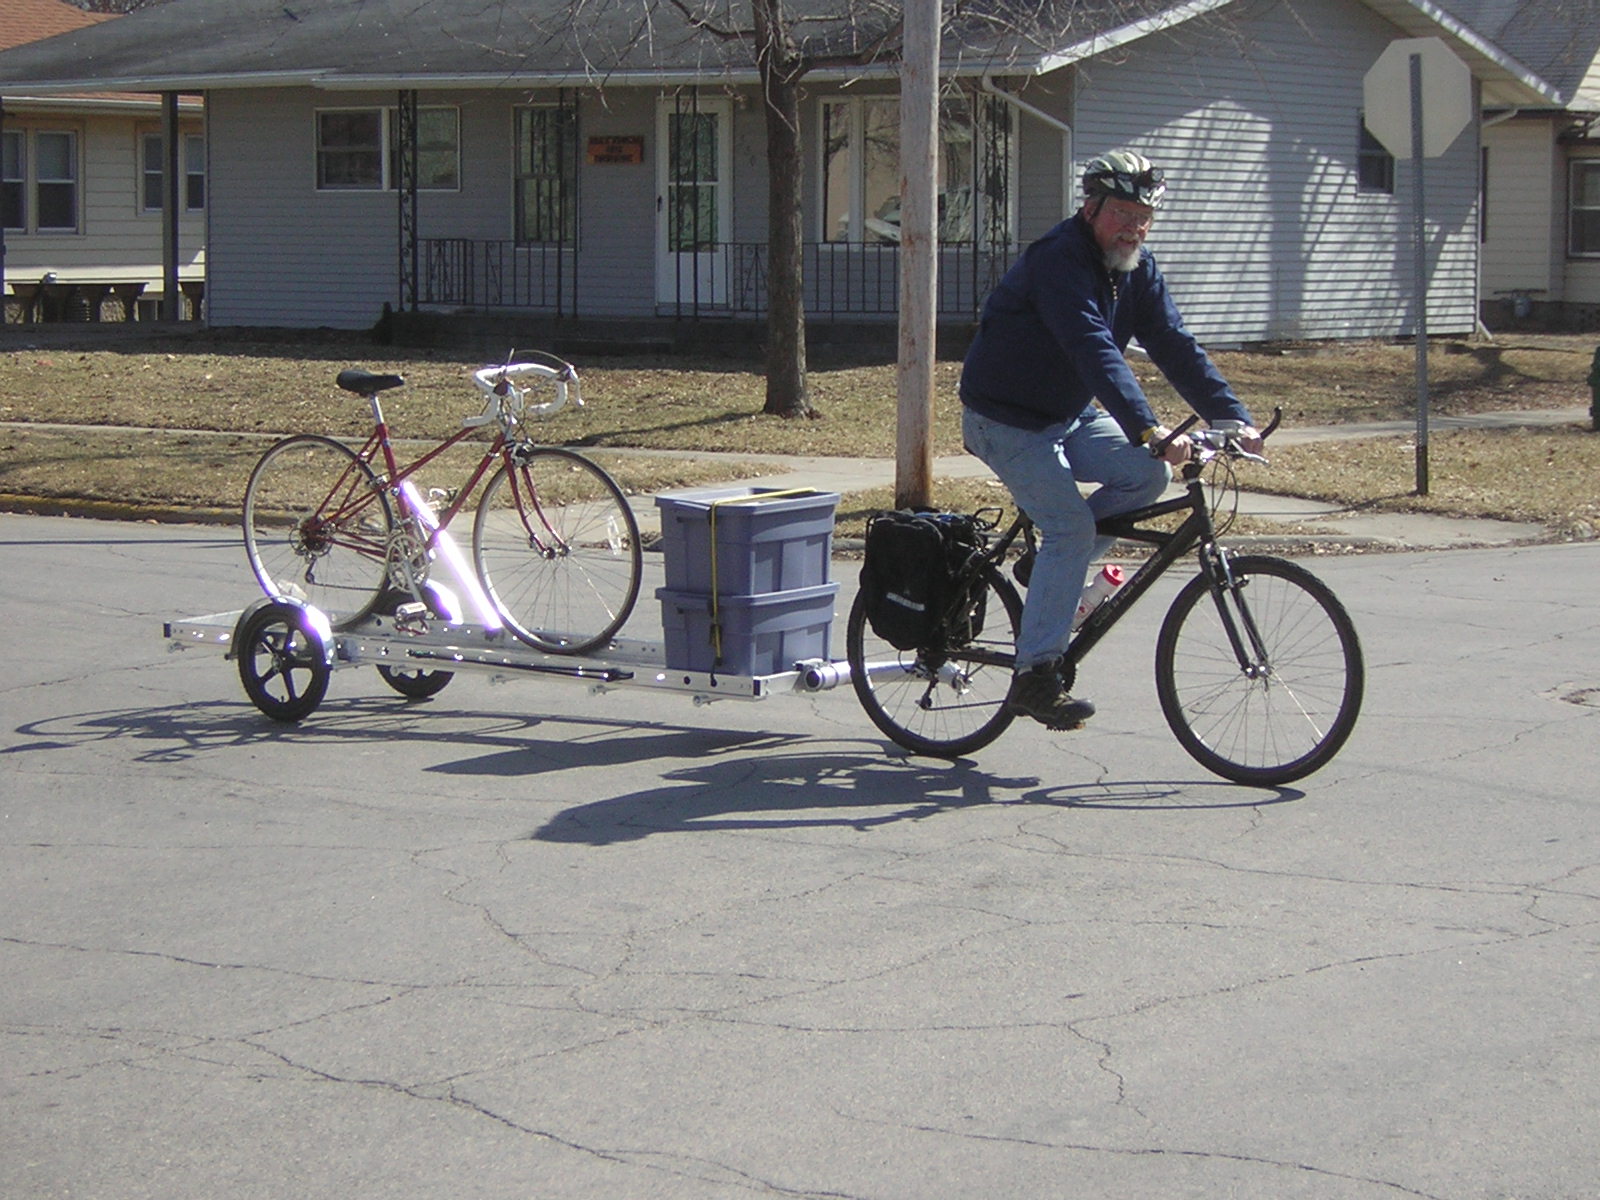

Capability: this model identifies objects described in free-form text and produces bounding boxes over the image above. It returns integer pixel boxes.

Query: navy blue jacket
[960,213,1250,437]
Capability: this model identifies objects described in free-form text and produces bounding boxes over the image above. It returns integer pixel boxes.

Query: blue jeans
[962,405,1171,673]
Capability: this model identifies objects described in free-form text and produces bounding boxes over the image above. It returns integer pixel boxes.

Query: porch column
[397,89,419,311]
[162,93,181,320]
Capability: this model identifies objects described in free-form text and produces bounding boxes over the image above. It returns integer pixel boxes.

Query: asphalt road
[3,512,1598,1199]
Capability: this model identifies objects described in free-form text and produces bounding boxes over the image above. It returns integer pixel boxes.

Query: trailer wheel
[375,664,453,699]
[235,601,331,722]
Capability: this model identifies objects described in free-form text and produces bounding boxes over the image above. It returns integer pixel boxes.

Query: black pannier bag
[859,509,986,651]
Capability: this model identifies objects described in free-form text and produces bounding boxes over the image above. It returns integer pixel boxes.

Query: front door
[656,94,732,310]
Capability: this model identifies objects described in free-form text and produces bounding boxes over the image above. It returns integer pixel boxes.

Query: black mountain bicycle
[844,413,1364,785]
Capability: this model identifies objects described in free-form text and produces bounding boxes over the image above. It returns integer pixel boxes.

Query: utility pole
[895,0,940,509]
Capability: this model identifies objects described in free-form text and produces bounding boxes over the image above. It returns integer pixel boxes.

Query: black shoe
[1006,663,1095,730]
[1013,548,1035,588]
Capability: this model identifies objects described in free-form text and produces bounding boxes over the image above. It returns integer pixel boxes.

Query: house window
[141,132,207,212]
[317,110,383,188]
[1358,116,1394,194]
[2,130,23,230]
[1569,160,1600,256]
[515,104,577,244]
[315,107,458,190]
[667,109,720,251]
[3,127,81,233]
[392,107,460,190]
[33,131,79,231]
[820,92,1011,245]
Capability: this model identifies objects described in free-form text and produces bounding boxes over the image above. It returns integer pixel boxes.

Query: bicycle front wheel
[242,434,393,628]
[1156,554,1363,786]
[472,448,642,654]
[847,564,1022,759]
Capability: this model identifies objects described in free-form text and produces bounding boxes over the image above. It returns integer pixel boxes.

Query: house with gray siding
[1,0,205,322]
[1439,0,1600,327]
[0,0,1562,344]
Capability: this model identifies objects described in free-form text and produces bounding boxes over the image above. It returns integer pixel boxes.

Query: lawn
[0,325,1595,539]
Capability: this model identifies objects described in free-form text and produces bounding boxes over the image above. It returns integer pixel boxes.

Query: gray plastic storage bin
[655,486,839,595]
[656,582,840,677]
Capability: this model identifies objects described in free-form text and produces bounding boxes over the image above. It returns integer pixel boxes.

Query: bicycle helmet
[1082,150,1167,209]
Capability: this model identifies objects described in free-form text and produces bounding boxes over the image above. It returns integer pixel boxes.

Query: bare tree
[514,0,1212,419]
[661,0,902,419]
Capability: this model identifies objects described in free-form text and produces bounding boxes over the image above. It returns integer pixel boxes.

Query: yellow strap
[704,489,820,665]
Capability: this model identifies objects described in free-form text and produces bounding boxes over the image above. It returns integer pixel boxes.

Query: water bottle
[1072,564,1126,631]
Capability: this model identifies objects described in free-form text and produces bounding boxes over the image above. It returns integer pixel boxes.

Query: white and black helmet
[1083,150,1167,208]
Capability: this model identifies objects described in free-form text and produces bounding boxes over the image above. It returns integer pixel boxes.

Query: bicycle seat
[335,368,406,395]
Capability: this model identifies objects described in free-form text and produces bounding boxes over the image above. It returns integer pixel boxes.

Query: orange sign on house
[586,136,645,165]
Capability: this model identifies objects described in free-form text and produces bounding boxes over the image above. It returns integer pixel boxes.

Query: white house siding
[206,89,399,327]
[565,88,658,319]
[1481,116,1561,302]
[1008,74,1075,237]
[207,86,669,328]
[3,105,204,303]
[1069,0,1482,344]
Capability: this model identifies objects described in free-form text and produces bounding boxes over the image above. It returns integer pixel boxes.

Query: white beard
[1104,244,1142,274]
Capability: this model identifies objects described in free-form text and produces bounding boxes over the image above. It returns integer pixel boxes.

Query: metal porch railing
[417,238,1016,320]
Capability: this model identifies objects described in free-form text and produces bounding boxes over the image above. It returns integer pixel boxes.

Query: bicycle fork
[1203,549,1273,680]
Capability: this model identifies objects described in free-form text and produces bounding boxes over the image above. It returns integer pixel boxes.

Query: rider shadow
[530,752,1042,845]
[532,746,1305,845]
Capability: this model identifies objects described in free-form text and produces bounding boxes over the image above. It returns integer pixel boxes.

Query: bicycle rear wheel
[846,564,1022,758]
[242,434,393,628]
[472,447,642,654]
[1155,554,1363,786]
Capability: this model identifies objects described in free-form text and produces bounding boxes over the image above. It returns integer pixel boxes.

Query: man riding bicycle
[959,149,1263,730]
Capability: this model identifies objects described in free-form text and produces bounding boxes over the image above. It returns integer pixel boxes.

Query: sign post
[1363,37,1472,495]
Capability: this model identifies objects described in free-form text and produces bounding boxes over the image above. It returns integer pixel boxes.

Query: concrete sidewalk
[632,405,1593,551]
[1,404,1589,550]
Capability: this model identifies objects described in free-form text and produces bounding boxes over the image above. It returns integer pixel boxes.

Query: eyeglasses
[1098,198,1155,230]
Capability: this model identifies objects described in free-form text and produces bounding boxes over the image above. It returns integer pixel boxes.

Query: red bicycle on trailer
[241,352,642,660]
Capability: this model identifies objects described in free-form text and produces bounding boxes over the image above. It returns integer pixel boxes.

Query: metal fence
[418,238,1014,320]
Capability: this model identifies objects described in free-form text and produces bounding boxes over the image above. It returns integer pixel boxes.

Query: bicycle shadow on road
[528,751,1295,845]
[10,701,1303,823]
[530,752,1032,845]
[5,697,798,771]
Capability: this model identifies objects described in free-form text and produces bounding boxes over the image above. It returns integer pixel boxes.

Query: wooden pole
[895,0,940,510]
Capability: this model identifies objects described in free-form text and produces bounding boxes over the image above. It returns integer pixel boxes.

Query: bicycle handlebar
[465,352,582,430]
[1152,405,1282,465]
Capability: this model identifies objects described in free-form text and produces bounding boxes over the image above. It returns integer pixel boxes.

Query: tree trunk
[754,0,815,419]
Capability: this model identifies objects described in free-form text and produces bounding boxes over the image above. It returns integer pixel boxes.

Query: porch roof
[0,0,1562,107]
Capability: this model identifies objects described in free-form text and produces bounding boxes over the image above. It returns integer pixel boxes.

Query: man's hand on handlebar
[1142,423,1191,465]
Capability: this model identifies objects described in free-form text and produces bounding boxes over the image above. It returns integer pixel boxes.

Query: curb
[0,494,240,526]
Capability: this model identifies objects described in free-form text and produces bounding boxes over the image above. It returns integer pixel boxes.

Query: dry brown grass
[1,326,1595,537]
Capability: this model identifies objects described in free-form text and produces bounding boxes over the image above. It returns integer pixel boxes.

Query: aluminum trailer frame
[165,595,853,722]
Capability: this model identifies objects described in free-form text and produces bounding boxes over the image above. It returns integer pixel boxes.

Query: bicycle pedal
[392,601,431,634]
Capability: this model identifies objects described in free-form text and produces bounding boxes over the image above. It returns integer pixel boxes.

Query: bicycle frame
[979,456,1238,674]
[289,390,571,630]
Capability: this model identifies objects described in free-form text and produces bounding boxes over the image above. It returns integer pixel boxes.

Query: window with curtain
[315,107,458,190]
[819,92,1011,246]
